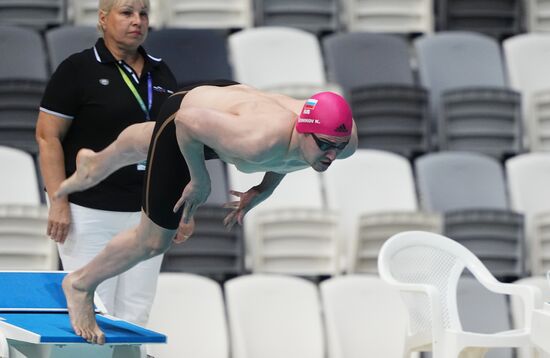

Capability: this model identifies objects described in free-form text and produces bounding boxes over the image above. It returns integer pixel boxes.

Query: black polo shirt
[40,38,177,211]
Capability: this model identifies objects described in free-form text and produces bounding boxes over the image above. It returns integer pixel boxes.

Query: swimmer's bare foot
[174,217,195,243]
[62,273,105,345]
[55,149,103,198]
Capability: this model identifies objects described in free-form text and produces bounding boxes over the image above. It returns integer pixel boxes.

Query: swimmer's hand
[173,180,211,224]
[173,217,195,244]
[223,188,268,230]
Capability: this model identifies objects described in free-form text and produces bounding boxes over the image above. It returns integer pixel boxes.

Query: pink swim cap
[296,92,353,137]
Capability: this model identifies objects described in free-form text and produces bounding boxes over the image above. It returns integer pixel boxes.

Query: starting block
[0,272,166,358]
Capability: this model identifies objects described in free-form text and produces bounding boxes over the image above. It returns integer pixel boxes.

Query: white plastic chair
[0,146,40,205]
[510,276,550,358]
[320,275,418,358]
[343,0,433,34]
[377,231,541,358]
[0,204,57,270]
[225,274,324,358]
[147,273,229,358]
[228,27,327,90]
[506,152,550,274]
[504,33,550,149]
[162,0,252,28]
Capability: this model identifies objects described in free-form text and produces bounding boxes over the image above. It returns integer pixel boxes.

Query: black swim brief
[142,79,239,229]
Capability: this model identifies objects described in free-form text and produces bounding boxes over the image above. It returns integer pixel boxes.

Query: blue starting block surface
[0,313,165,343]
[0,271,166,344]
[0,272,69,311]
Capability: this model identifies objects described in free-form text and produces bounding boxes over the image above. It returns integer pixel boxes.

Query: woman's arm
[35,111,72,243]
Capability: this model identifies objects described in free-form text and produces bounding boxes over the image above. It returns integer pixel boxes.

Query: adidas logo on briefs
[334,124,348,133]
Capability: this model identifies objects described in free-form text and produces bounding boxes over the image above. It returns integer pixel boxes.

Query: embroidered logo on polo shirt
[99,78,109,86]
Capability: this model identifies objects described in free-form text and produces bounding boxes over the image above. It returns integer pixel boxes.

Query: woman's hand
[173,180,211,224]
[47,198,71,243]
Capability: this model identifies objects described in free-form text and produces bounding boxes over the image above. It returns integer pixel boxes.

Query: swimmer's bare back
[180,84,305,118]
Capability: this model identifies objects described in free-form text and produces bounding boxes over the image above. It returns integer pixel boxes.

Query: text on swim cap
[298,118,321,124]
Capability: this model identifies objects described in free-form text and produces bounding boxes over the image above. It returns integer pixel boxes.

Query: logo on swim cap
[296,92,352,137]
[334,124,348,133]
[304,98,318,110]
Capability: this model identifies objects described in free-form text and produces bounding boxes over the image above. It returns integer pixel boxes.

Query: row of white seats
[146,271,550,358]
[64,0,550,34]
[67,0,430,33]
[147,272,414,358]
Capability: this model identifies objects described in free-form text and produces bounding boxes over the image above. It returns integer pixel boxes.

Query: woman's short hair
[97,0,150,35]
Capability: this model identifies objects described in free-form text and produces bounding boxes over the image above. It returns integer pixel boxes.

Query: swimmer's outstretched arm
[172,105,273,223]
[172,113,211,224]
[223,171,286,229]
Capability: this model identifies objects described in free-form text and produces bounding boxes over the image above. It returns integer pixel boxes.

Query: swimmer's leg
[63,211,175,344]
[56,122,155,198]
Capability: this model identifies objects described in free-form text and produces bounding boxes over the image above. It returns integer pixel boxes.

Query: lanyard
[116,64,152,120]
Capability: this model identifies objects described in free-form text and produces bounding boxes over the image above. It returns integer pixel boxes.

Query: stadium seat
[0,0,66,30]
[144,28,233,88]
[323,33,430,156]
[320,275,414,358]
[415,151,509,212]
[416,152,526,280]
[254,0,340,34]
[162,0,252,29]
[147,273,229,358]
[444,209,526,280]
[324,149,441,273]
[0,26,48,156]
[70,0,163,28]
[506,153,550,274]
[45,25,98,72]
[504,33,550,151]
[0,204,57,270]
[228,166,339,276]
[343,0,433,33]
[436,0,522,39]
[0,146,41,205]
[525,0,550,32]
[225,274,324,358]
[228,27,333,97]
[415,31,521,156]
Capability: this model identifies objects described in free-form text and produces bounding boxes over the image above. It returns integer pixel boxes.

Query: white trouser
[58,203,163,326]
